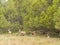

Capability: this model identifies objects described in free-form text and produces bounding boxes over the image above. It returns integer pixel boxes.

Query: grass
[0,34,60,45]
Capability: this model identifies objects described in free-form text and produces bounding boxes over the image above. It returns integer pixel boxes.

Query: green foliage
[53,7,60,30]
[0,0,60,36]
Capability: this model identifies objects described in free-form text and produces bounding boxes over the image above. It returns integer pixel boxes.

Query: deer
[8,29,12,35]
[18,29,26,36]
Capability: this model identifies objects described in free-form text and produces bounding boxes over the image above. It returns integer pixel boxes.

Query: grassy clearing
[0,34,60,45]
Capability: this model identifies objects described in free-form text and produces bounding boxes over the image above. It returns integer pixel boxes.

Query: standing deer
[18,29,26,36]
[8,29,12,35]
[31,31,36,35]
[20,31,26,36]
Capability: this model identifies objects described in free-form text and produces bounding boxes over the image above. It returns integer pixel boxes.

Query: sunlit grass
[0,34,60,45]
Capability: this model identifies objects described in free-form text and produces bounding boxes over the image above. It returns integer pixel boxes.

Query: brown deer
[18,29,26,36]
[20,31,26,36]
[31,31,36,35]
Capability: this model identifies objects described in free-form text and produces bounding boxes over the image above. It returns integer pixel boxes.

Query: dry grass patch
[0,35,60,45]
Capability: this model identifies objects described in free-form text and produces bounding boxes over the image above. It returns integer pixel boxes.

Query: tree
[53,7,60,30]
